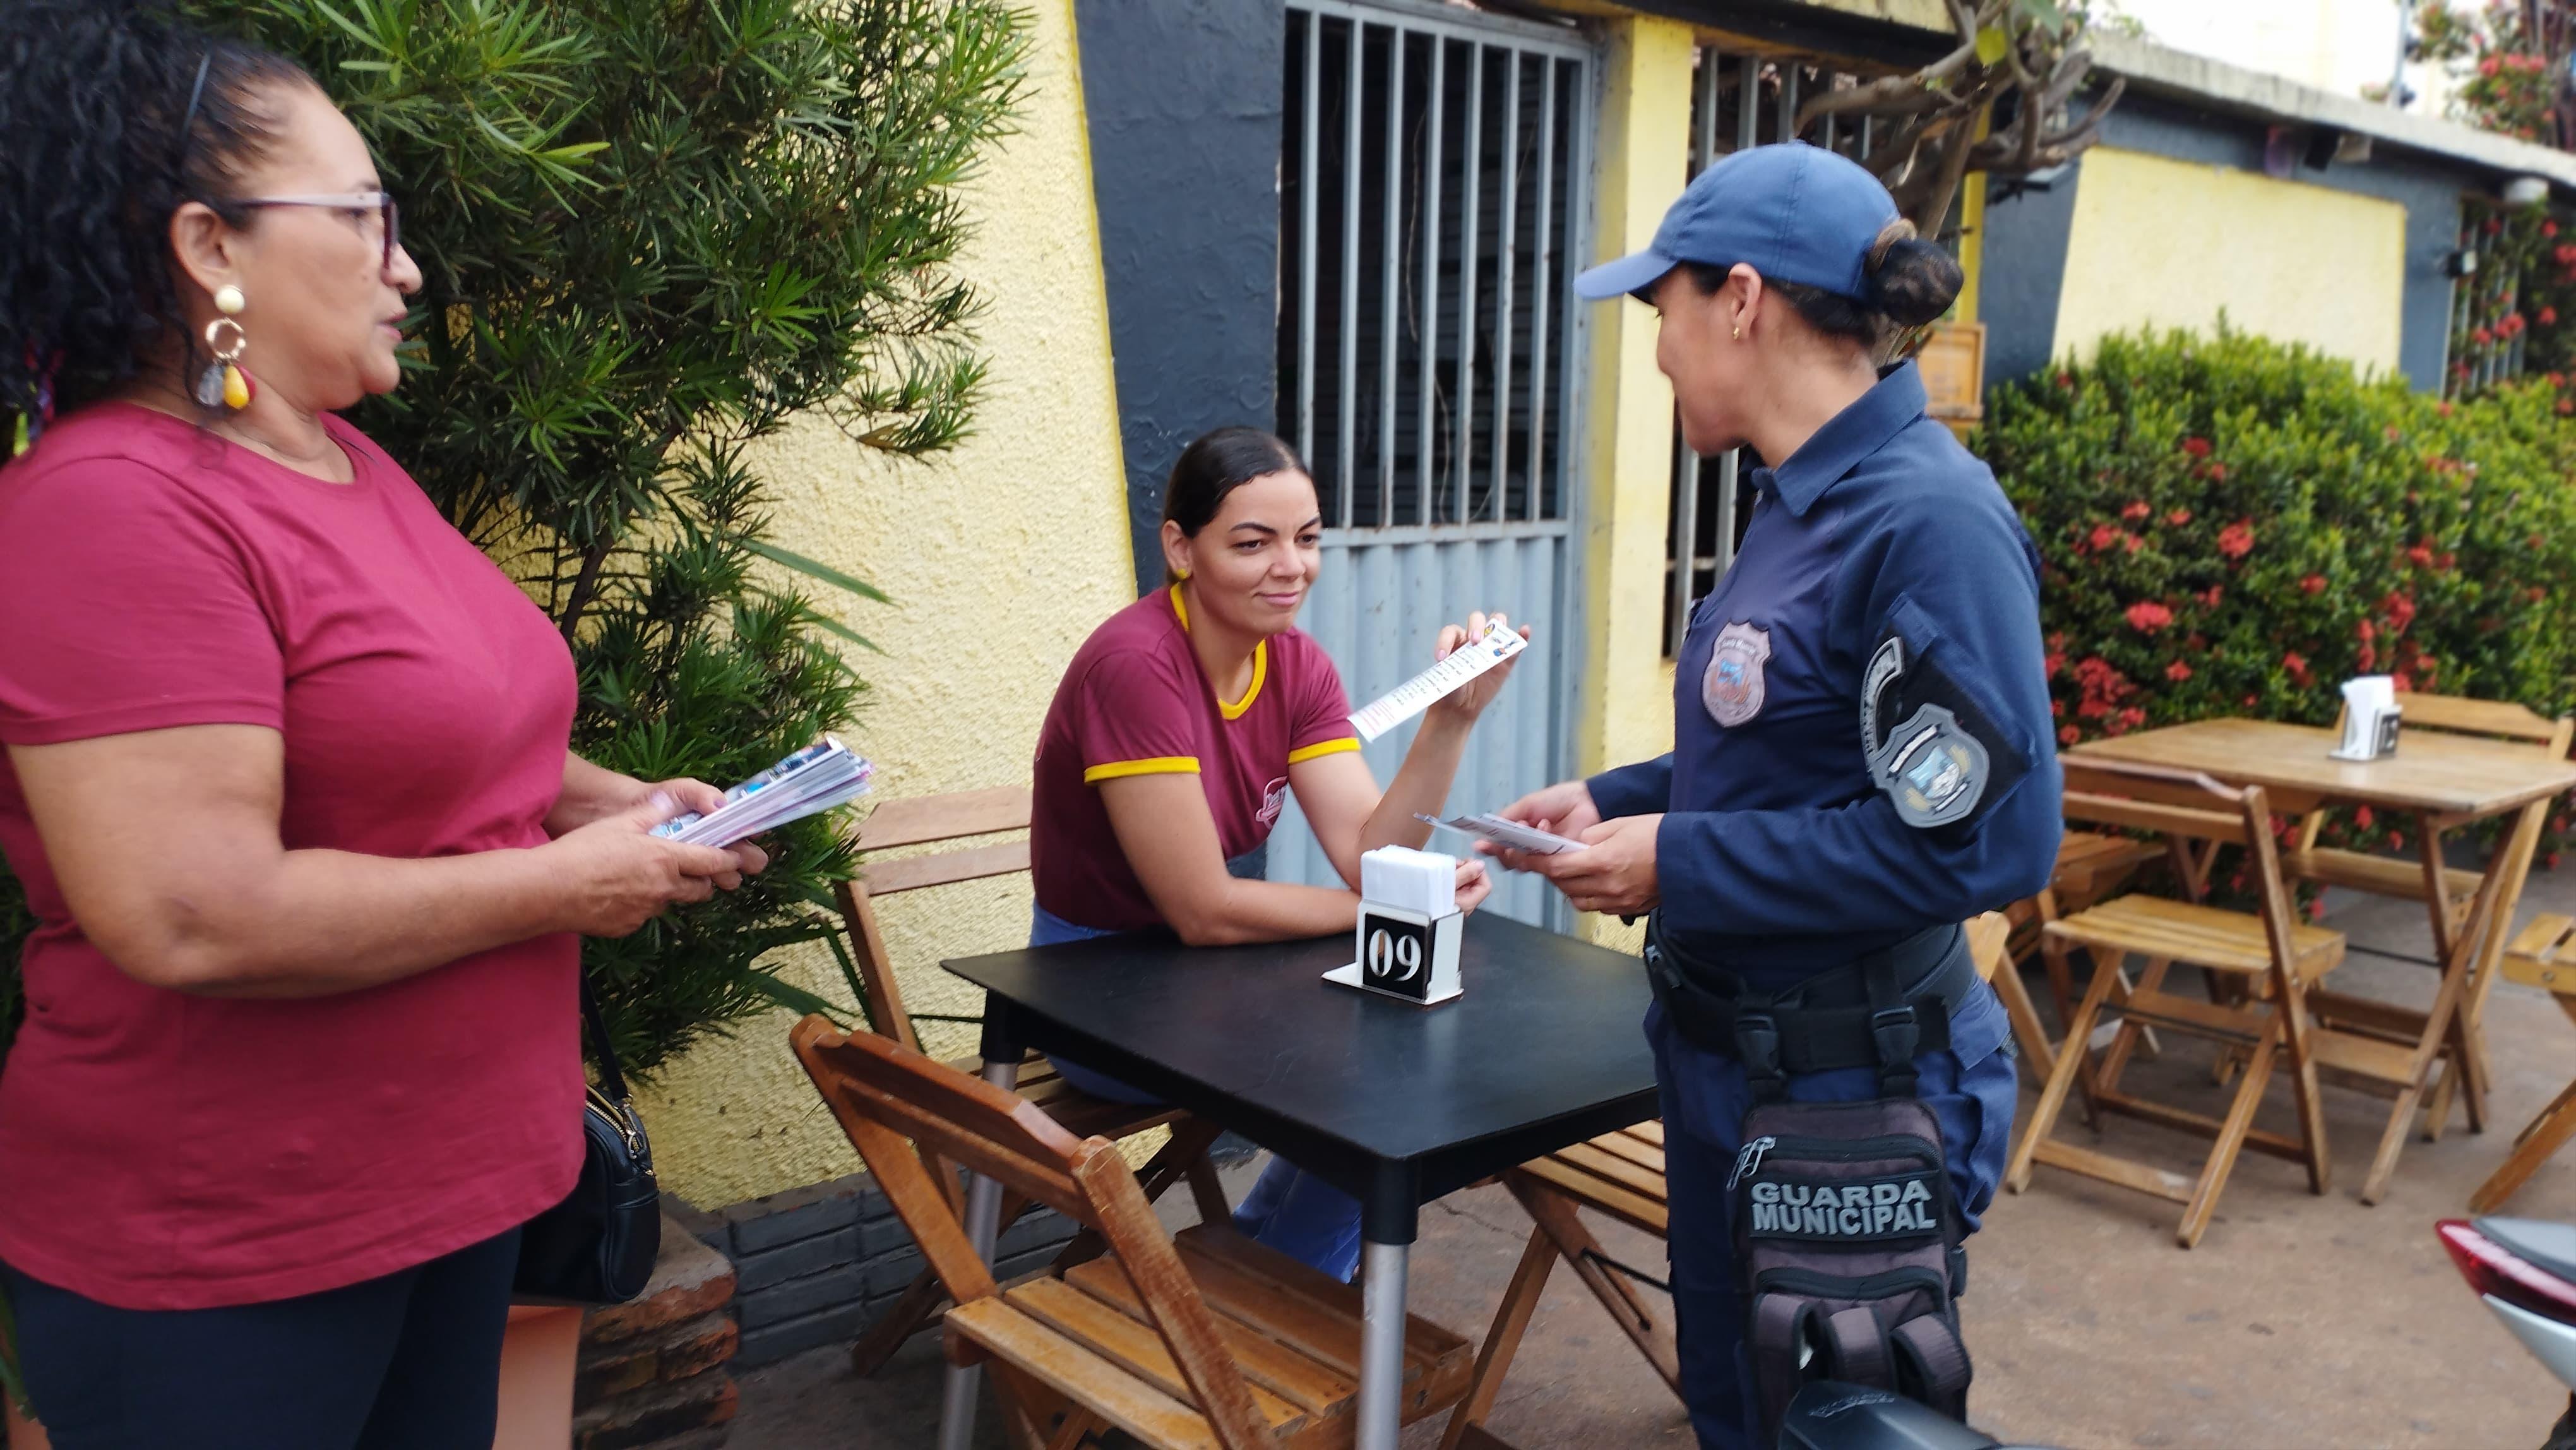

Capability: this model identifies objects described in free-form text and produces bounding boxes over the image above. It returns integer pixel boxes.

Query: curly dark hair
[0,1,314,428]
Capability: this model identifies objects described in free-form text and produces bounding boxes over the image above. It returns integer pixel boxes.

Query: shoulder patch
[1859,616,2029,832]
[1868,704,1989,828]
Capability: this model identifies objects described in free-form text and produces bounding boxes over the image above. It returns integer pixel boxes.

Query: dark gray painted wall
[1074,0,1285,596]
[1980,89,2467,392]
[1979,157,2085,389]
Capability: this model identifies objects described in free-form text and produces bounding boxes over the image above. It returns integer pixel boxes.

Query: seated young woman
[1027,426,1527,1279]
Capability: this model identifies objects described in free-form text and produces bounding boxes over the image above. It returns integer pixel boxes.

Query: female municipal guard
[1494,144,2061,1447]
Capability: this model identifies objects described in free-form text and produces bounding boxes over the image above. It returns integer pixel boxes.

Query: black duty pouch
[1730,1095,1972,1438]
[1653,913,1976,1443]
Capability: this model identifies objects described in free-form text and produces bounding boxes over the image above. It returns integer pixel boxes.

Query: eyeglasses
[232,191,402,272]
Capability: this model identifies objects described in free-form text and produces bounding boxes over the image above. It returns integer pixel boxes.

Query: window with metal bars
[1277,4,1587,529]
[1662,49,1900,657]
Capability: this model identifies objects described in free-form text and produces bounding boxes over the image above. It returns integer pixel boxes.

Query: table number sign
[1324,847,1464,1005]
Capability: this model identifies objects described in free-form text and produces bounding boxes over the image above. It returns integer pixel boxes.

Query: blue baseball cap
[1575,143,1901,303]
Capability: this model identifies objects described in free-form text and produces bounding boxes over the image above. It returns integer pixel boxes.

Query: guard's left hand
[1426,611,1532,724]
[1503,813,1661,916]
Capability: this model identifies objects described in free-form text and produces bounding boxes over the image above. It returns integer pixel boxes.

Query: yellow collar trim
[1169,584,1266,721]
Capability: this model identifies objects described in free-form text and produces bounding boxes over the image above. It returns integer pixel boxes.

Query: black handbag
[513,978,662,1305]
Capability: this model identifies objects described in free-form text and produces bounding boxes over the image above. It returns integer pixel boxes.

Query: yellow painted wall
[1574,13,1693,950]
[2051,147,2406,375]
[635,0,1136,1209]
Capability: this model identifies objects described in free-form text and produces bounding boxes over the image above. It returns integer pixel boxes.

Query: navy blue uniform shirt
[1589,362,2061,985]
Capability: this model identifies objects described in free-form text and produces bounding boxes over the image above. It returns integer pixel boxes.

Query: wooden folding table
[2073,718,2576,1202]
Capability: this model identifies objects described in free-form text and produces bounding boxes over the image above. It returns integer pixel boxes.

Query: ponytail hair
[1679,216,1964,354]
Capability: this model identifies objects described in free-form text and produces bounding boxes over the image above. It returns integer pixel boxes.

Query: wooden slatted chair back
[2059,759,2250,846]
[2061,759,2314,1049]
[787,1016,1280,1449]
[2380,692,2569,747]
[830,786,1032,1053]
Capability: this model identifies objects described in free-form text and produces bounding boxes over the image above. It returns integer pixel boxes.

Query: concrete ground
[732,866,2576,1450]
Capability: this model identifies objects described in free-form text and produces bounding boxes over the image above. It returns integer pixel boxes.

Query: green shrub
[1981,325,2576,873]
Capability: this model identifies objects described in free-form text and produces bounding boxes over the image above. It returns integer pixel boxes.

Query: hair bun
[1868,235,1964,329]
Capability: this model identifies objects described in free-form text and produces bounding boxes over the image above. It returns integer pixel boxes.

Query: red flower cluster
[2125,601,2174,632]
[2165,661,2193,681]
[2299,573,2327,596]
[2180,436,2212,458]
[2121,500,2151,522]
[2087,522,2120,553]
[2546,306,2561,326]
[2217,521,2257,560]
[2167,508,2192,526]
[2406,541,2435,567]
[2282,651,2313,685]
[2071,656,2133,721]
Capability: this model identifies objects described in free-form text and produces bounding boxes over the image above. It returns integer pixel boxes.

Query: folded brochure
[1417,812,1585,855]
[650,736,874,848]
[1349,620,1527,742]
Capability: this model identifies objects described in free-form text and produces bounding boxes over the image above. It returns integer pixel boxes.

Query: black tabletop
[945,914,1660,1242]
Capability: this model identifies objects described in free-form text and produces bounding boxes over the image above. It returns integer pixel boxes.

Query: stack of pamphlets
[650,737,874,848]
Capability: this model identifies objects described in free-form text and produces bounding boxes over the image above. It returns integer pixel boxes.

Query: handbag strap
[578,975,633,1106]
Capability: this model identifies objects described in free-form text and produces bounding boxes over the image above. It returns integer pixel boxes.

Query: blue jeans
[1030,904,1366,1281]
[1652,951,2018,1450]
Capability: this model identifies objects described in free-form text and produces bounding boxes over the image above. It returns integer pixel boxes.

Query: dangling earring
[196,285,253,411]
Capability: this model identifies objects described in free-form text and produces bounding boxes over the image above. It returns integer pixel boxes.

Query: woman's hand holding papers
[550,758,770,880]
[1424,612,1531,726]
[1492,779,1601,844]
[1484,779,1660,916]
[543,794,754,937]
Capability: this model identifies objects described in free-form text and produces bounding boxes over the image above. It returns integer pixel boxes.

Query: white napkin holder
[1324,846,1464,1005]
[2330,675,2402,762]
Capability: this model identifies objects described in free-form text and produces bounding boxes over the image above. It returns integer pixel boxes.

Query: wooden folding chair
[2006,760,2346,1247]
[2003,831,2170,1027]
[832,787,1228,1376]
[2284,696,2573,1138]
[2471,916,2576,1213]
[791,1018,1475,1450]
[1438,915,2032,1447]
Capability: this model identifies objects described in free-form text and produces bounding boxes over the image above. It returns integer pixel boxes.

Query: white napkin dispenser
[2330,675,2402,762]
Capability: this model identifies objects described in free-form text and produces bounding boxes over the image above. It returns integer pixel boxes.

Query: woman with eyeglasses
[0,8,765,1446]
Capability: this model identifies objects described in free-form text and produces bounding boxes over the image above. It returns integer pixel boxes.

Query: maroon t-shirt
[0,403,583,1310]
[1032,587,1358,931]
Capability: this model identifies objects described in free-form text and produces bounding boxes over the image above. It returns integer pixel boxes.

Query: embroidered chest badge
[1701,622,1773,728]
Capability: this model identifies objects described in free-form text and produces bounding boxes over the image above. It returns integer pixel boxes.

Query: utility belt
[1643,916,1976,1099]
[1643,912,1980,1438]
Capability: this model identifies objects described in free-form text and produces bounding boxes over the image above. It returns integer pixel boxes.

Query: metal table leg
[937,1034,1022,1450]
[1356,1238,1410,1450]
[1356,1165,1421,1450]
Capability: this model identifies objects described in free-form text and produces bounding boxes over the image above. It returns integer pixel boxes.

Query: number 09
[1364,927,1422,982]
